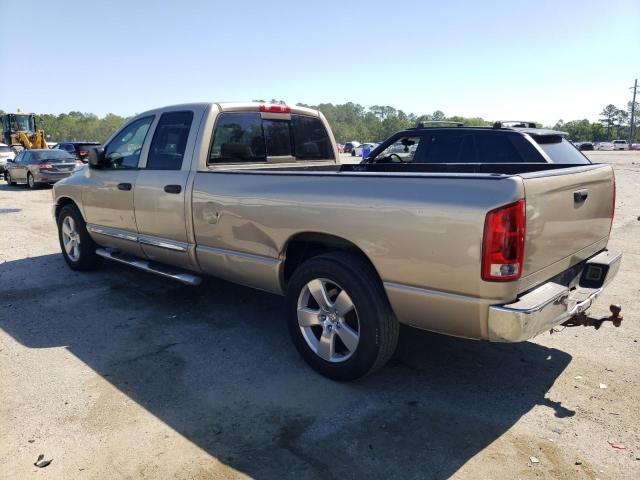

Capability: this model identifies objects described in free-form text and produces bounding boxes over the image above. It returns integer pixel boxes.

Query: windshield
[10,114,36,133]
[33,150,75,161]
[533,136,590,164]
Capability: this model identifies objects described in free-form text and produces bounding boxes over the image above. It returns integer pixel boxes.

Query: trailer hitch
[558,304,623,331]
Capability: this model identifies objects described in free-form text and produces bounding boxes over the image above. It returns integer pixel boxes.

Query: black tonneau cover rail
[340,163,603,175]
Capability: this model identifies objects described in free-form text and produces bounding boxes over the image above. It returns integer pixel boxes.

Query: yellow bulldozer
[0,111,49,151]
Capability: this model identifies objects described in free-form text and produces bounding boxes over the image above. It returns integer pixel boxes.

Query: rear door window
[421,133,475,163]
[147,111,194,170]
[291,115,334,160]
[532,135,590,164]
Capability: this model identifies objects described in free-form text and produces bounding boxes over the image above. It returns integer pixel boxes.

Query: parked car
[596,142,614,151]
[5,149,79,188]
[343,141,360,154]
[351,142,379,157]
[0,142,16,173]
[54,141,102,162]
[52,104,621,380]
[631,143,640,150]
[577,141,595,151]
[612,140,629,151]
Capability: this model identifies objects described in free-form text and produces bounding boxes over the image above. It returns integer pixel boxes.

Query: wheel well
[282,232,381,287]
[54,197,79,220]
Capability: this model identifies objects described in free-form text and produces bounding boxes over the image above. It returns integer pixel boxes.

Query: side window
[104,116,154,169]
[209,113,266,163]
[14,152,24,163]
[146,111,193,170]
[291,115,334,159]
[371,136,422,163]
[421,133,475,163]
[475,133,540,163]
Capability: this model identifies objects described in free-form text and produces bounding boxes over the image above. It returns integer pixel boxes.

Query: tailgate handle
[573,189,588,203]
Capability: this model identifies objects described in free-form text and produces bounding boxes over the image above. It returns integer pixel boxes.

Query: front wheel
[5,171,16,185]
[57,204,103,271]
[286,252,399,381]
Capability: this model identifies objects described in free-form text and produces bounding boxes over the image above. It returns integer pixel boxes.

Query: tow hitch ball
[559,304,623,330]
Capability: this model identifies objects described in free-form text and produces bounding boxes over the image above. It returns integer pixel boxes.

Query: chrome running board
[95,248,202,286]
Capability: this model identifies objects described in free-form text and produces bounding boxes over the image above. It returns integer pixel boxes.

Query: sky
[1,0,638,126]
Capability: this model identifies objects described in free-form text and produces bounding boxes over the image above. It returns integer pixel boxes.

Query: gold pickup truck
[52,103,621,380]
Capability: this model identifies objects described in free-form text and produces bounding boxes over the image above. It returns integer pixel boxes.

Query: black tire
[286,252,399,381]
[57,204,103,271]
[27,173,38,189]
[6,171,16,185]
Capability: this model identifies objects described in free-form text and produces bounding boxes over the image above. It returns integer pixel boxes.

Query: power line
[630,78,637,145]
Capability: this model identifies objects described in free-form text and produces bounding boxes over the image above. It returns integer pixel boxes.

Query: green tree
[600,104,619,140]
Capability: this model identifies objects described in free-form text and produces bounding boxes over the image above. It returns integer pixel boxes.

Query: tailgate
[519,164,614,292]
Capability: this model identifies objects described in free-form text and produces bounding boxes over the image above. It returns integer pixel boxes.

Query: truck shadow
[0,254,573,479]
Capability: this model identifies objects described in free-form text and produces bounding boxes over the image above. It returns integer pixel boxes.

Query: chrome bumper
[488,250,622,342]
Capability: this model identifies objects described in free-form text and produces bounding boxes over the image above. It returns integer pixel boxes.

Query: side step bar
[95,248,202,286]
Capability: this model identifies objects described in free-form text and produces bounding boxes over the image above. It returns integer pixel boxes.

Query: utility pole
[630,78,637,145]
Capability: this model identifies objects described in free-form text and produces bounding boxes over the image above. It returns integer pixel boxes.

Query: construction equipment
[0,111,49,152]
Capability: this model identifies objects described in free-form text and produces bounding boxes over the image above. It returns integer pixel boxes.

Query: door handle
[164,184,182,194]
[573,189,588,203]
[117,182,132,191]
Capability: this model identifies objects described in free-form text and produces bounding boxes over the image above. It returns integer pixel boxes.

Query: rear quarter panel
[191,171,525,338]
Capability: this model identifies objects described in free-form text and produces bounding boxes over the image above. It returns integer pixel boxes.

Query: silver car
[5,149,78,189]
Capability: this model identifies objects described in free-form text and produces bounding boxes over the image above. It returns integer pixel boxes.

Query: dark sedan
[5,149,80,189]
[54,141,101,162]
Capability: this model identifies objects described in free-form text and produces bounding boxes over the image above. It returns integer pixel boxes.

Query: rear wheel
[27,173,38,189]
[286,252,399,381]
[57,204,103,271]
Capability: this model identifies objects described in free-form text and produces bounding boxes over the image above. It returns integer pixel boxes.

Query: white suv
[0,143,16,173]
[612,140,629,151]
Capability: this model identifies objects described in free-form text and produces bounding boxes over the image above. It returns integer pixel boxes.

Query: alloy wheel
[61,215,81,261]
[297,278,360,362]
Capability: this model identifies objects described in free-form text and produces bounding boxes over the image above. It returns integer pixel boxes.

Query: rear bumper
[487,250,622,342]
[36,171,73,183]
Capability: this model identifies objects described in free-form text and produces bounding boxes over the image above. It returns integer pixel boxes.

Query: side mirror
[88,147,106,169]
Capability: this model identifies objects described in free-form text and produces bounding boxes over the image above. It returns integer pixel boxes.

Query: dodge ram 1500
[52,106,621,380]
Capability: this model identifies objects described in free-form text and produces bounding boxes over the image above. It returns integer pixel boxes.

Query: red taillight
[38,163,54,170]
[482,200,526,282]
[259,103,291,113]
[79,149,89,156]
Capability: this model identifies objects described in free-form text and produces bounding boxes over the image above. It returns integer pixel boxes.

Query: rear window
[292,115,334,160]
[33,150,74,161]
[210,113,266,163]
[263,119,292,157]
[209,112,333,164]
[533,136,590,164]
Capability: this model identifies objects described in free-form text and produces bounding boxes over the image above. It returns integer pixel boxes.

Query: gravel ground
[1,151,639,479]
